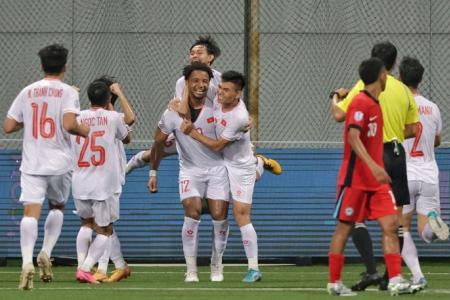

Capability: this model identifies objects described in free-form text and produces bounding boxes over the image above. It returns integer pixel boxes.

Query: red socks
[329,252,344,283]
[384,253,402,279]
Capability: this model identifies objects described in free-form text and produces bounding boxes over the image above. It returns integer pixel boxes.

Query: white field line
[0,271,449,275]
[0,287,450,294]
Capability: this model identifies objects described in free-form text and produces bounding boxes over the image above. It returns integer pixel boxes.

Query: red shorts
[334,185,397,222]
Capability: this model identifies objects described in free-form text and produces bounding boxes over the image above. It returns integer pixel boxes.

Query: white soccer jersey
[175,69,221,103]
[403,95,442,184]
[72,108,128,200]
[7,78,80,175]
[158,100,223,171]
[214,99,256,168]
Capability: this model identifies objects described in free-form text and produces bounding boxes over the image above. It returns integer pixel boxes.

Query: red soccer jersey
[337,90,384,191]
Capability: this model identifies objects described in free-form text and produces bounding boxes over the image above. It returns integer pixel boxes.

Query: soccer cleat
[387,276,413,296]
[37,251,53,283]
[242,268,262,283]
[210,263,224,282]
[93,271,109,282]
[427,211,449,241]
[105,266,131,283]
[125,151,146,175]
[18,263,35,290]
[411,277,427,291]
[184,271,199,282]
[76,269,100,284]
[256,154,282,175]
[327,282,357,296]
[351,272,382,291]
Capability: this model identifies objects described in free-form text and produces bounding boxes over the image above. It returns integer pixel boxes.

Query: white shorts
[403,180,440,215]
[227,164,256,204]
[179,166,229,201]
[20,171,72,206]
[164,134,177,155]
[74,193,120,227]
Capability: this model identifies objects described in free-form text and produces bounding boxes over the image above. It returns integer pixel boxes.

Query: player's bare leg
[18,204,41,290]
[182,198,202,282]
[208,199,229,282]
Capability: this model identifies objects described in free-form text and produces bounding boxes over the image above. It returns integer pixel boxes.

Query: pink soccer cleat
[76,269,100,284]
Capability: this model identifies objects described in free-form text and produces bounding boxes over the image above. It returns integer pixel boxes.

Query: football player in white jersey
[72,81,130,284]
[3,44,89,290]
[91,76,134,283]
[400,57,449,290]
[126,35,281,179]
[181,71,262,282]
[151,63,230,282]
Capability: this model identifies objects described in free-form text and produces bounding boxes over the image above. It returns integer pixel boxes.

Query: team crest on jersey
[354,111,364,121]
[221,119,227,126]
[345,207,354,216]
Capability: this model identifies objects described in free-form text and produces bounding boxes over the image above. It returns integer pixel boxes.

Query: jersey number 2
[31,102,55,139]
[410,122,424,157]
[76,131,106,167]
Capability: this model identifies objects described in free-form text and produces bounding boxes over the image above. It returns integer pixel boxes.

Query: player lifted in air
[3,44,89,290]
[73,81,131,284]
[126,36,281,180]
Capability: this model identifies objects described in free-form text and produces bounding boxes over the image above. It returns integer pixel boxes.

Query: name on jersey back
[28,87,63,98]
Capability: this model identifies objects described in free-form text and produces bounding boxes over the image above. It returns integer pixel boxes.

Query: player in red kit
[327,58,417,296]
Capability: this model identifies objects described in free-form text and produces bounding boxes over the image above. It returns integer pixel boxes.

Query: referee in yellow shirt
[330,41,419,291]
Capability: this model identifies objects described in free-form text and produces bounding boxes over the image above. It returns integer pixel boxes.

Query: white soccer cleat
[125,151,146,175]
[428,211,449,241]
[184,271,199,282]
[411,277,427,291]
[18,263,35,290]
[327,282,357,296]
[388,276,414,296]
[210,263,224,282]
[37,251,53,282]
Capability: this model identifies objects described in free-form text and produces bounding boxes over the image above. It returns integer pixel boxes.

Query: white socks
[402,231,424,282]
[240,223,259,270]
[110,231,126,269]
[256,156,264,181]
[422,223,434,243]
[182,217,200,273]
[41,209,64,257]
[211,219,229,265]
[97,237,111,274]
[80,234,109,272]
[76,226,93,268]
[20,217,38,268]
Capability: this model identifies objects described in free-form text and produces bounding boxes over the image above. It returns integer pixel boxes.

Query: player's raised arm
[111,83,135,126]
[330,88,349,122]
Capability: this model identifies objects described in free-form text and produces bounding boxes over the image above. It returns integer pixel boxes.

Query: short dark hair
[371,41,397,71]
[94,75,118,105]
[221,71,246,91]
[190,35,221,65]
[87,81,111,107]
[38,44,68,74]
[399,57,424,89]
[183,63,213,80]
[358,57,385,85]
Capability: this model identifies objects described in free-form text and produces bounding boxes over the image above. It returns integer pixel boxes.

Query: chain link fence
[0,0,449,149]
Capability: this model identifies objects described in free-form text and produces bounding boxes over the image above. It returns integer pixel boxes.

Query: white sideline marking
[1,271,450,275]
[0,287,450,294]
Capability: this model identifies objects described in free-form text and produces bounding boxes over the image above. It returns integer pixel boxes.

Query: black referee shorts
[383,141,410,207]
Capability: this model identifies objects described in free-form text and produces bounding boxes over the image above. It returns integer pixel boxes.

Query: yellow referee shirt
[337,75,419,143]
